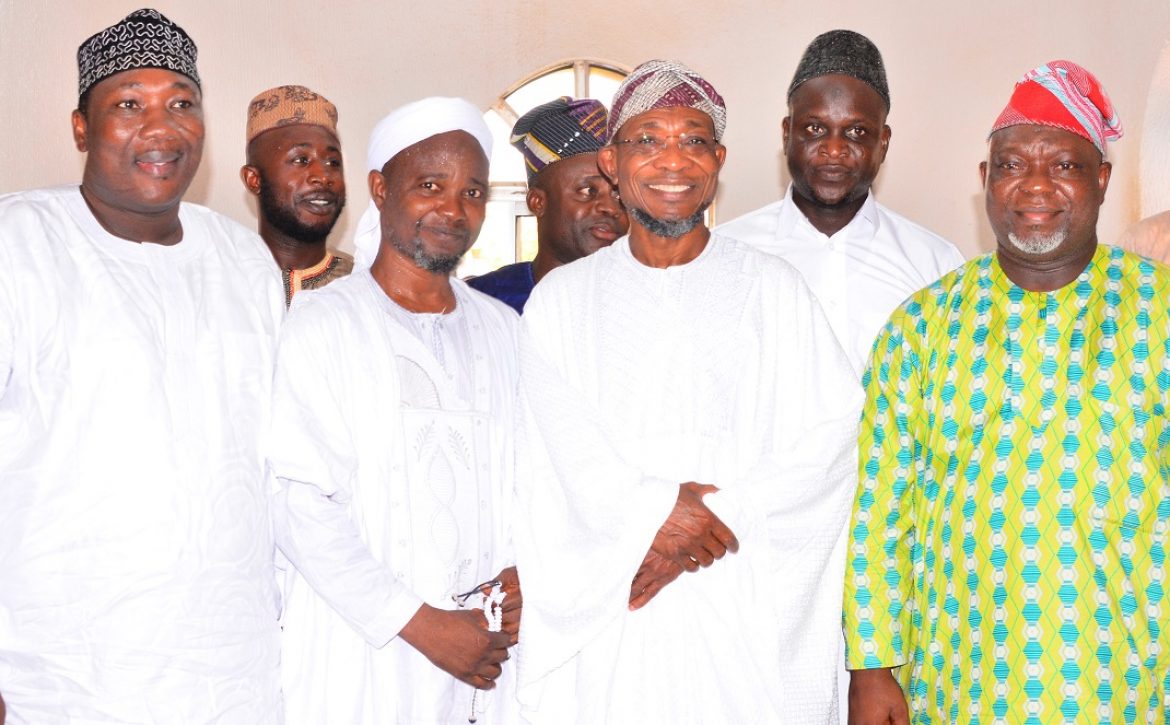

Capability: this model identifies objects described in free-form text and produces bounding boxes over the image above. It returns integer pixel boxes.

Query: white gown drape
[515,235,861,724]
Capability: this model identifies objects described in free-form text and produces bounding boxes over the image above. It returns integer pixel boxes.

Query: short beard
[259,181,340,245]
[629,205,708,239]
[391,232,466,275]
[1007,230,1065,255]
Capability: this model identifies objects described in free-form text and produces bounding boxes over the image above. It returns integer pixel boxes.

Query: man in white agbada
[0,10,284,723]
[514,60,860,724]
[270,97,522,724]
[717,29,963,375]
[713,30,964,718]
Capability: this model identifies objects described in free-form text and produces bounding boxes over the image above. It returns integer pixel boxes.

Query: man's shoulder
[0,186,82,233]
[466,261,533,312]
[714,200,787,239]
[710,232,806,281]
[468,261,533,287]
[179,202,271,260]
[872,201,964,258]
[456,277,522,327]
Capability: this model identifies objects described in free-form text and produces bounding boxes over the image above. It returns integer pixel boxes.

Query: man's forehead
[257,124,341,151]
[621,107,715,132]
[988,124,1101,157]
[92,67,199,94]
[386,130,488,178]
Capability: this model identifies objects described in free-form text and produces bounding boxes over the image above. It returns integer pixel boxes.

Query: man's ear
[369,169,387,210]
[71,109,88,152]
[597,146,618,185]
[240,165,262,196]
[526,187,548,218]
[781,116,791,149]
[1097,160,1112,200]
[979,160,988,188]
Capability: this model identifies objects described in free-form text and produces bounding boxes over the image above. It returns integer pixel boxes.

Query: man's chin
[630,207,706,239]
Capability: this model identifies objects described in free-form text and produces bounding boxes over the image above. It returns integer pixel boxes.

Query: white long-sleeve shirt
[0,186,284,724]
[717,186,965,375]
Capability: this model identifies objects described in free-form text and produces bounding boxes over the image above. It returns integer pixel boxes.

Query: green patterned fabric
[845,245,1170,723]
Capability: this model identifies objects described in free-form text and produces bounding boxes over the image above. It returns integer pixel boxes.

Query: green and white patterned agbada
[845,245,1170,723]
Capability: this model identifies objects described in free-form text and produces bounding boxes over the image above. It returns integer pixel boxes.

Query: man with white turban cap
[268,97,522,724]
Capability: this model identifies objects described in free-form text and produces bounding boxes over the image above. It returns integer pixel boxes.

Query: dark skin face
[528,152,628,282]
[241,124,346,269]
[980,124,1111,292]
[597,107,727,268]
[368,130,489,312]
[71,67,204,245]
[784,74,890,237]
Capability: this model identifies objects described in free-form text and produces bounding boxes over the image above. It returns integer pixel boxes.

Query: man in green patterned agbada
[845,60,1170,724]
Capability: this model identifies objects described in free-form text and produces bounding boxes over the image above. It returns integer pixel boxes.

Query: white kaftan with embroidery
[515,235,860,724]
[0,186,284,724]
[271,272,520,724]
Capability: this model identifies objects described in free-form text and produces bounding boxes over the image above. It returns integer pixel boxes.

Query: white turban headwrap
[353,97,493,267]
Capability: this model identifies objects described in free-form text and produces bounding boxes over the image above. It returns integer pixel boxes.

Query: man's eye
[637,134,660,145]
[115,100,138,110]
[804,124,822,135]
[421,181,437,190]
[466,188,484,199]
[325,159,342,168]
[292,156,309,165]
[171,99,193,110]
[684,136,709,146]
[847,127,867,139]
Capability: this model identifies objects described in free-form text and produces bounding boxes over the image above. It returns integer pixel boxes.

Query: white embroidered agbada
[515,234,861,724]
[270,271,520,724]
[0,186,284,724]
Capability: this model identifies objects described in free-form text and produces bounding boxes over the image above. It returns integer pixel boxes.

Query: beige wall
[1,1,1168,258]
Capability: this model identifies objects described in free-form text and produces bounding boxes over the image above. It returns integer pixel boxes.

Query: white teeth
[307,199,331,206]
[650,184,688,192]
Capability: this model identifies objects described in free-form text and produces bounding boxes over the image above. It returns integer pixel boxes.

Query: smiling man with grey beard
[513,59,860,724]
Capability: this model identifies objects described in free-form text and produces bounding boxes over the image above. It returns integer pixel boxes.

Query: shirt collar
[778,183,879,245]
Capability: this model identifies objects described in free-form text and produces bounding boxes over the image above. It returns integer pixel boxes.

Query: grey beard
[1007,230,1065,255]
[630,206,707,239]
[392,234,466,275]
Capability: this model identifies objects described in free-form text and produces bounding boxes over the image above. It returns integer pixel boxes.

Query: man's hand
[398,604,512,690]
[494,566,522,645]
[628,547,684,610]
[848,668,910,725]
[650,482,739,572]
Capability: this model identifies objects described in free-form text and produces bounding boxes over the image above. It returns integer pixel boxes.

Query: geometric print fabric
[845,245,1170,723]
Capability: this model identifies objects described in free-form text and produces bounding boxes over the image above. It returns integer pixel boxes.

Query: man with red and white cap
[514,60,859,723]
[845,61,1170,724]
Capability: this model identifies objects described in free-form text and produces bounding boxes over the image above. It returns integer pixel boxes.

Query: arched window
[458,59,629,278]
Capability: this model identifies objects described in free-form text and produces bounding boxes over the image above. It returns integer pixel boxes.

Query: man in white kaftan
[0,11,284,722]
[716,30,963,376]
[714,32,962,718]
[271,98,521,725]
[514,60,859,725]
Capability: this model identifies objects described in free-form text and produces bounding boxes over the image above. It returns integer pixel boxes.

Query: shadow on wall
[1140,35,1170,217]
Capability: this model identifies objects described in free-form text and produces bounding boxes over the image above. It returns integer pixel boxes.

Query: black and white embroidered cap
[77,8,200,100]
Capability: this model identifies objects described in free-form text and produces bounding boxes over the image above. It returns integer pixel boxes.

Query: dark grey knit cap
[787,30,890,110]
